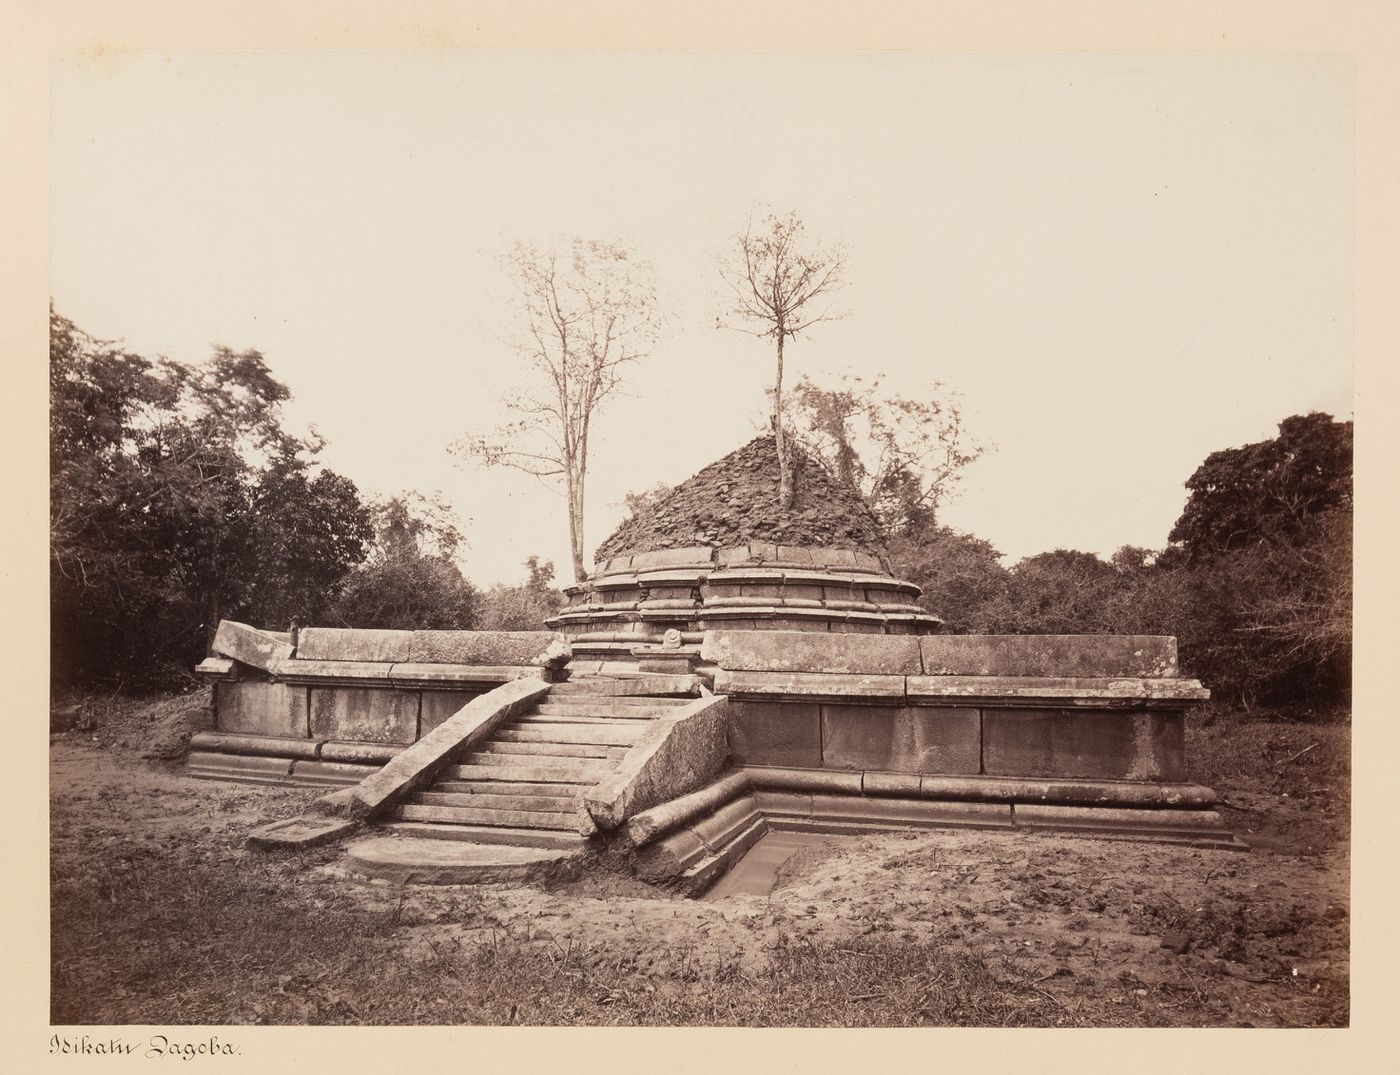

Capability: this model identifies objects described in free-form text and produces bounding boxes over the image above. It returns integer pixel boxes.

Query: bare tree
[452,240,659,582]
[718,210,846,509]
[789,372,985,536]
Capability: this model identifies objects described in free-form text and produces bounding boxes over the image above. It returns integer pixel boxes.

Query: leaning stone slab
[211,620,294,673]
[246,815,359,850]
[701,630,922,675]
[919,635,1179,678]
[348,677,551,820]
[194,657,236,681]
[585,695,731,830]
[296,627,413,663]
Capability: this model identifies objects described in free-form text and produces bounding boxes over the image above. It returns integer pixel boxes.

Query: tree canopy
[51,306,374,687]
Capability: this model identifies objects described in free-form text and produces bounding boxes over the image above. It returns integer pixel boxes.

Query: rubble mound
[596,436,885,561]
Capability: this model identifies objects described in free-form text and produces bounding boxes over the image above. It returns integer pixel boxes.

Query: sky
[50,50,1354,586]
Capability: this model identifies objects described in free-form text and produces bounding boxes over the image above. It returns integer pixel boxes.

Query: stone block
[246,815,360,849]
[775,546,814,565]
[743,766,863,795]
[863,771,922,797]
[748,789,813,816]
[286,760,380,786]
[905,675,1208,706]
[216,680,309,738]
[713,670,906,699]
[310,687,419,745]
[189,731,319,759]
[389,664,532,688]
[807,794,1013,829]
[728,701,822,768]
[919,635,1178,678]
[211,620,294,672]
[1013,804,1235,841]
[295,627,413,663]
[419,690,482,735]
[701,630,922,674]
[407,630,561,666]
[820,705,981,774]
[275,660,394,684]
[187,752,294,785]
[982,708,1186,781]
[194,657,236,681]
[636,829,710,880]
[318,741,403,764]
[689,794,762,849]
[630,546,714,570]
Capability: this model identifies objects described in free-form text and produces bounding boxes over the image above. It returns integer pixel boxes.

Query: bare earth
[49,705,1348,1027]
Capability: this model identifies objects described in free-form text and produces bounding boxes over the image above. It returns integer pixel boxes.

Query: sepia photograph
[43,41,1356,1038]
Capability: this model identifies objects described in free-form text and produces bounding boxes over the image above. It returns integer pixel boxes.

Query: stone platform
[342,835,584,885]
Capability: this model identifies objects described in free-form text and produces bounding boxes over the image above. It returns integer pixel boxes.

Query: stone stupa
[547,436,943,644]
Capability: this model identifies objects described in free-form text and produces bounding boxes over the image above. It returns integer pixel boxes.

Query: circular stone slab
[343,836,581,886]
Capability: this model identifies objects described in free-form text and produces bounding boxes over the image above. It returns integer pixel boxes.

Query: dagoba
[548,436,942,647]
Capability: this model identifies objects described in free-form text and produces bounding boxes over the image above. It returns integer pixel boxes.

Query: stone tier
[549,544,943,640]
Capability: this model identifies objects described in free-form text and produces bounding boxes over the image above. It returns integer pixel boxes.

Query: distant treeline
[49,307,561,690]
[889,412,1351,711]
[51,307,1350,709]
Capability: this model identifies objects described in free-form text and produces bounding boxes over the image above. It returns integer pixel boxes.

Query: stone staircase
[379,678,698,850]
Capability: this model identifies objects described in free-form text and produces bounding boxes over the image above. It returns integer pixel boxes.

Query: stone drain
[701,830,842,900]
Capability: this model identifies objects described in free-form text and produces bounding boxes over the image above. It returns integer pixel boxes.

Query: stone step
[457,751,609,773]
[478,739,625,760]
[396,802,583,830]
[547,689,693,706]
[534,702,680,720]
[433,779,595,799]
[514,713,647,726]
[413,790,580,813]
[498,723,645,746]
[443,761,608,785]
[551,676,699,697]
[380,820,589,850]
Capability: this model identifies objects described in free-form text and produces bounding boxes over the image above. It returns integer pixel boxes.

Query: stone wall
[191,622,566,784]
[707,630,1204,784]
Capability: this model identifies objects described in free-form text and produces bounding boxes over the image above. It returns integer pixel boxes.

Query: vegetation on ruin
[718,210,847,512]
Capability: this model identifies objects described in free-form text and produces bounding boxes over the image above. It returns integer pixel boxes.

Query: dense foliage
[325,494,480,631]
[889,413,1352,709]
[50,307,374,687]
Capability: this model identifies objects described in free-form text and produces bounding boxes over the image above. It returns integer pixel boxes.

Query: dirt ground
[49,698,1349,1027]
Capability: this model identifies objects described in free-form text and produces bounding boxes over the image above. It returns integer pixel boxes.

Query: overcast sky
[50,50,1353,586]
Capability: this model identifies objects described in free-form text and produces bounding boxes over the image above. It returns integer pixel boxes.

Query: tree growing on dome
[718,210,847,511]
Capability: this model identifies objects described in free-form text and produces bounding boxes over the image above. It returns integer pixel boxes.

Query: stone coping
[711,669,1208,706]
[702,631,1183,679]
[592,544,888,578]
[626,766,1223,848]
[272,660,540,687]
[208,621,564,673]
[632,783,1241,890]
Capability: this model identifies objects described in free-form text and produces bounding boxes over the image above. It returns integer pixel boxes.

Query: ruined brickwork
[595,436,885,561]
